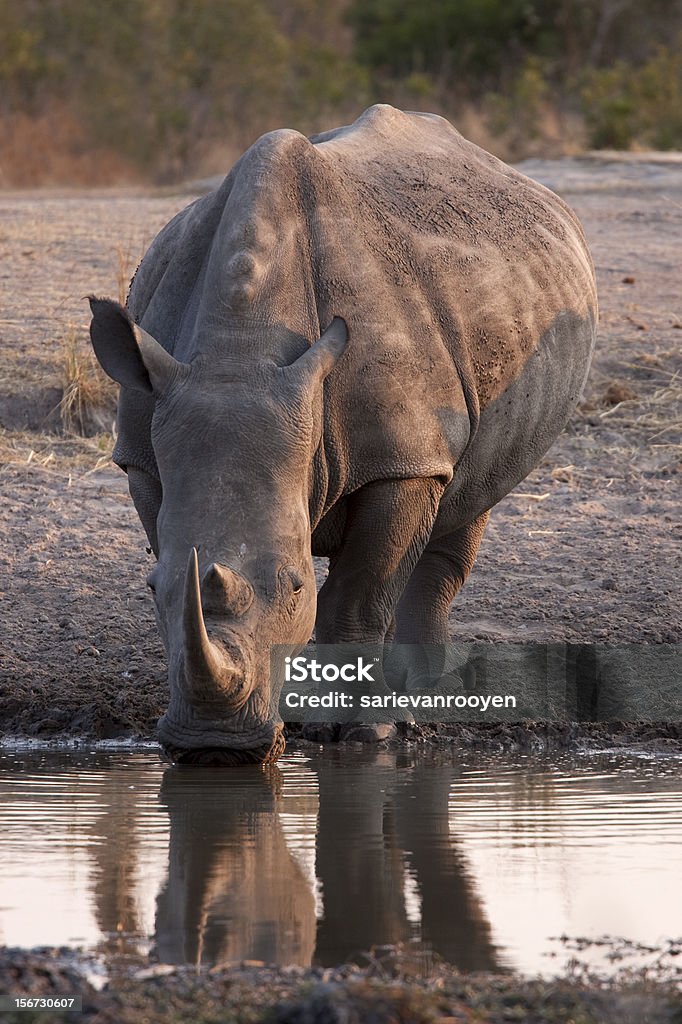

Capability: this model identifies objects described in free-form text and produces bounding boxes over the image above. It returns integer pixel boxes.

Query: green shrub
[635,44,682,149]
[581,63,637,149]
[582,41,682,150]
[488,56,552,141]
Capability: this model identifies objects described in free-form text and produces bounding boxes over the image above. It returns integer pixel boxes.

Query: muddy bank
[1,947,680,1024]
[3,715,682,758]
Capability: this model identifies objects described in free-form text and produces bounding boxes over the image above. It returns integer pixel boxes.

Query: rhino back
[306,106,596,510]
[119,104,596,517]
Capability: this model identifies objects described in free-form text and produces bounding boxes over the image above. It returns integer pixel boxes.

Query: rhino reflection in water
[313,751,499,970]
[89,104,596,764]
[154,768,317,966]
[153,752,499,971]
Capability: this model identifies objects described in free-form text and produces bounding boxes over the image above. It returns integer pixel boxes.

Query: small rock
[602,382,638,406]
[133,964,177,980]
[280,964,305,977]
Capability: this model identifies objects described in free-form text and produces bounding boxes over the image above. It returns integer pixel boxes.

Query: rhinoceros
[89,104,597,765]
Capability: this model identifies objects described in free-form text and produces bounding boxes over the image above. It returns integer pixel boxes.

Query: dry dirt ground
[0,156,680,740]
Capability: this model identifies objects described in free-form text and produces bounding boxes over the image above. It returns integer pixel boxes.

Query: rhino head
[89,298,348,765]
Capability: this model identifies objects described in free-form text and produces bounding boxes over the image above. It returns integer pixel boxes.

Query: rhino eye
[280,566,304,596]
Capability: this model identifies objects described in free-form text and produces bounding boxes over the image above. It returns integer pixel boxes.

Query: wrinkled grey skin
[89,105,597,765]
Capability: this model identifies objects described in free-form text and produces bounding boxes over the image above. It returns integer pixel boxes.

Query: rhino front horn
[182,548,251,711]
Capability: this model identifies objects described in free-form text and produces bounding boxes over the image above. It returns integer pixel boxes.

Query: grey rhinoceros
[89,104,597,765]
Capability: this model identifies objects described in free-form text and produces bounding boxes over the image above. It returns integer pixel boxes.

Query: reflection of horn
[154,766,316,968]
[182,548,251,711]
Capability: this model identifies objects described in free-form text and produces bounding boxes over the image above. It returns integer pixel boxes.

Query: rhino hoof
[339,722,397,743]
[300,722,341,743]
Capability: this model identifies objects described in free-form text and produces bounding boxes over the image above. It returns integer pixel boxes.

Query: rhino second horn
[182,548,251,711]
[202,562,254,616]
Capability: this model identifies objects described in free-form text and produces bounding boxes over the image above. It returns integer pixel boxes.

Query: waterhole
[0,747,680,976]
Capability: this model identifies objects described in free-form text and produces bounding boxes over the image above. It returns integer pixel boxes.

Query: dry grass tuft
[59,324,117,436]
[605,367,682,440]
[115,243,139,306]
[57,241,144,438]
[0,427,114,478]
[572,362,682,478]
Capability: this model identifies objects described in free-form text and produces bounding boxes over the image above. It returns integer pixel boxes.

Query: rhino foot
[299,721,397,743]
[300,722,341,743]
[339,722,397,743]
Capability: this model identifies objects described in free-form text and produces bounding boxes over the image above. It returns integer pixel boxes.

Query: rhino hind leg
[394,511,490,644]
[387,512,490,690]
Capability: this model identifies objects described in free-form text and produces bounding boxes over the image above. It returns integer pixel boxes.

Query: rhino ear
[292,317,349,387]
[88,297,186,394]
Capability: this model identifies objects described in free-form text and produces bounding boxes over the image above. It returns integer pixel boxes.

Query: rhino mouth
[167,745,273,766]
[159,721,286,767]
[165,735,285,767]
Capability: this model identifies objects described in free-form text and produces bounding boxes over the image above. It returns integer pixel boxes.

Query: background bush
[0,0,680,185]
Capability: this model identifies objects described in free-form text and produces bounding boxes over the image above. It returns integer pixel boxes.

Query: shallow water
[0,747,680,976]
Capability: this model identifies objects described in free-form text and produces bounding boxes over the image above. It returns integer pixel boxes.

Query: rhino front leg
[315,477,445,644]
[311,477,444,741]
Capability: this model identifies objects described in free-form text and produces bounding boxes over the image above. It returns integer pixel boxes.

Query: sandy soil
[0,156,680,740]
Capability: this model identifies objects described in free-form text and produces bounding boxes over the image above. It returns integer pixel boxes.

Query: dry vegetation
[59,324,117,435]
[54,243,137,434]
[1,1,681,185]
